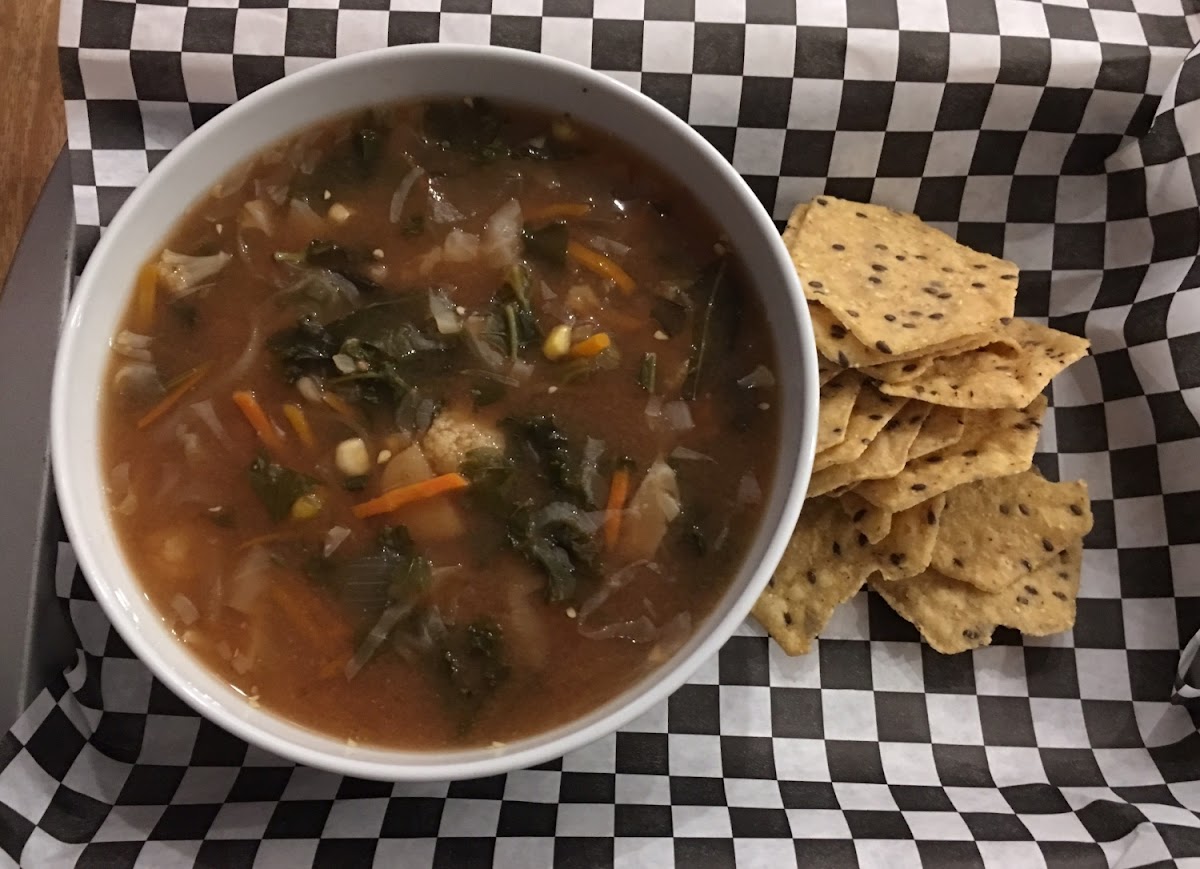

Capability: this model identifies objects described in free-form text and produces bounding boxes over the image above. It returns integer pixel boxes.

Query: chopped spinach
[439,619,509,730]
[650,295,688,338]
[508,502,600,602]
[424,99,508,162]
[169,300,198,330]
[469,378,506,409]
[504,415,598,508]
[459,447,514,514]
[206,506,235,528]
[521,221,569,266]
[638,352,657,393]
[313,525,432,614]
[247,456,316,522]
[401,214,426,237]
[343,475,368,492]
[682,257,734,401]
[268,318,340,382]
[294,121,387,199]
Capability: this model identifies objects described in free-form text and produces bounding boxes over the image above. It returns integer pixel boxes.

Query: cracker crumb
[758,402,771,410]
[491,740,505,748]
[328,203,352,223]
[372,248,384,260]
[215,223,223,234]
[455,305,467,316]
[377,449,393,465]
[653,330,669,341]
[566,606,577,619]
[347,738,358,747]
[323,189,332,201]
[548,386,558,394]
[247,695,260,708]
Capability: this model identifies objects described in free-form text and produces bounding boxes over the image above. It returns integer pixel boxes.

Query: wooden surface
[0,0,66,290]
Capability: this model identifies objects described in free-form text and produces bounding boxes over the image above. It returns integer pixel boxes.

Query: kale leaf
[247,456,316,522]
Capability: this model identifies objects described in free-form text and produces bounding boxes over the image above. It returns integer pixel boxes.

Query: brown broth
[102,99,780,749]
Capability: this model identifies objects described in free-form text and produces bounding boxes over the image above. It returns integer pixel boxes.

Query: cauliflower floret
[421,411,505,475]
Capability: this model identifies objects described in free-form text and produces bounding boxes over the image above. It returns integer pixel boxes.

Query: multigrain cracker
[930,471,1093,592]
[810,302,998,369]
[838,492,892,545]
[876,319,1091,409]
[752,496,945,653]
[812,386,905,473]
[816,371,864,453]
[854,396,1047,513]
[859,330,1022,383]
[869,541,1083,653]
[907,404,968,460]
[788,197,1019,356]
[807,402,930,497]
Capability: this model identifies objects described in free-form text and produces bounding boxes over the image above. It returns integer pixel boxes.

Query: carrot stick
[604,466,631,550]
[282,403,315,448]
[136,364,210,430]
[569,332,612,358]
[525,202,592,222]
[567,240,636,294]
[352,472,469,519]
[232,391,284,451]
[134,263,159,331]
[322,392,357,420]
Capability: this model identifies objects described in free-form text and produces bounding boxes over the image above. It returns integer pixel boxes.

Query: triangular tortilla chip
[930,471,1093,592]
[907,404,967,460]
[838,492,892,545]
[816,371,864,453]
[877,318,1090,409]
[808,402,930,497]
[870,541,1083,654]
[810,302,998,369]
[854,396,1047,513]
[812,387,906,473]
[788,196,1019,356]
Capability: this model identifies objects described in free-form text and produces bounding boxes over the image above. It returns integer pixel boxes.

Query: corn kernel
[543,323,573,361]
[335,437,371,476]
[290,492,324,520]
[328,203,352,224]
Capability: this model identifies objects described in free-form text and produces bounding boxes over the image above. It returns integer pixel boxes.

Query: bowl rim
[51,42,817,781]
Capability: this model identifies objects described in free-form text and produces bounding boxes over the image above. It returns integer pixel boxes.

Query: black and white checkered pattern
[5,1,1200,865]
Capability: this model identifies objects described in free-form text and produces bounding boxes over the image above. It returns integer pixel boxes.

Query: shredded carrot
[567,240,636,294]
[282,403,315,448]
[322,392,357,420]
[352,472,469,519]
[134,263,159,331]
[525,202,592,222]
[232,390,284,451]
[268,582,351,658]
[604,467,631,550]
[136,364,210,430]
[569,332,612,358]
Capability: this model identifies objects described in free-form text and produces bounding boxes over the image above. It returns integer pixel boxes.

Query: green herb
[293,121,386,199]
[343,475,368,492]
[459,447,514,514]
[313,525,432,614]
[508,502,600,602]
[247,456,316,522]
[650,295,688,338]
[401,214,425,237]
[503,415,596,507]
[304,239,353,271]
[424,99,508,162]
[353,127,383,173]
[469,378,506,409]
[502,303,520,361]
[682,257,731,401]
[439,618,509,731]
[639,352,657,393]
[521,221,569,265]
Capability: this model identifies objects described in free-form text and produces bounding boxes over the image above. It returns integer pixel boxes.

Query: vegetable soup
[102,99,780,748]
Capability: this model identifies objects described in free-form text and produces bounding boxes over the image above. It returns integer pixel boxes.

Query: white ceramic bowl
[52,44,817,781]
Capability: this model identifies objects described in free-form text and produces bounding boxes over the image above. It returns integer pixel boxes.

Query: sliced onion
[509,359,535,382]
[191,400,235,451]
[345,601,414,680]
[589,235,631,257]
[210,163,251,198]
[417,246,444,275]
[389,166,425,223]
[648,612,692,665]
[737,472,763,506]
[429,289,463,335]
[171,594,200,626]
[429,188,466,224]
[464,315,506,371]
[579,560,658,623]
[296,376,323,404]
[332,353,357,374]
[662,400,694,431]
[579,615,658,643]
[158,250,232,297]
[227,546,272,614]
[669,446,714,462]
[644,396,663,419]
[539,280,557,301]
[288,198,325,236]
[113,361,162,400]
[442,229,480,262]
[481,199,522,267]
[324,525,351,558]
[462,368,519,387]
[240,199,274,236]
[737,364,776,390]
[109,463,137,516]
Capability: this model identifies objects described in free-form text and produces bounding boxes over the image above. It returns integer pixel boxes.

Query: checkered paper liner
[5,0,1200,866]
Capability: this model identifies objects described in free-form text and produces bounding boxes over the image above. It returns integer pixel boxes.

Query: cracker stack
[755,197,1094,656]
